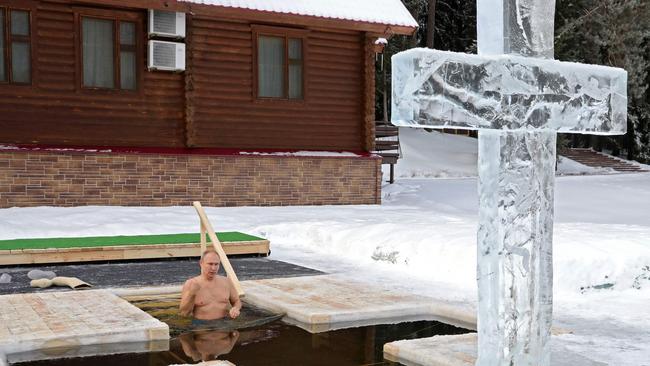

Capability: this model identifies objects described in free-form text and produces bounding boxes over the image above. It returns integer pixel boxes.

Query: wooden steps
[562,148,649,173]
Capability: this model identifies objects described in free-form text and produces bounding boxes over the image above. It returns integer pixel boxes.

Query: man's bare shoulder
[182,276,202,288]
[206,275,229,285]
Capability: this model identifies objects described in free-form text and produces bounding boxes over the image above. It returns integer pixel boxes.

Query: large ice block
[477,130,555,366]
[478,0,556,58]
[391,48,627,134]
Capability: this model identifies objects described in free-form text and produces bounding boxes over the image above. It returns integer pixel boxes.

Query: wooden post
[200,221,206,254]
[192,201,245,297]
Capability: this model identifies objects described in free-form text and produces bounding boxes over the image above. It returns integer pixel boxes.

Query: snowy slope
[387,128,611,180]
[390,128,478,178]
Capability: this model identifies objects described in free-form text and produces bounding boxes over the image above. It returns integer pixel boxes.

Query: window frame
[74,7,143,93]
[252,25,308,102]
[0,4,34,86]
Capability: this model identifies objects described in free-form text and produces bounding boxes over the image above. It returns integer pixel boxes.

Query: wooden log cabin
[0,0,416,208]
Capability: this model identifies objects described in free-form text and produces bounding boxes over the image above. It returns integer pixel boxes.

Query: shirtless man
[180,250,242,320]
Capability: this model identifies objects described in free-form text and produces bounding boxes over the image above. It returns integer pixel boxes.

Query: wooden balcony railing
[374,121,400,184]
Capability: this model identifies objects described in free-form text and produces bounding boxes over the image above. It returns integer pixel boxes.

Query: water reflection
[179,330,239,362]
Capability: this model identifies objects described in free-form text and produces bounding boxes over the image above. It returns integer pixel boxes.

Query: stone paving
[0,289,169,363]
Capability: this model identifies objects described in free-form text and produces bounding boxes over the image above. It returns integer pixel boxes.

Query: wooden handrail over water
[192,201,245,298]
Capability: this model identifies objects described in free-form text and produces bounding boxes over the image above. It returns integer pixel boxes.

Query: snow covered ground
[1,130,649,365]
[387,128,618,179]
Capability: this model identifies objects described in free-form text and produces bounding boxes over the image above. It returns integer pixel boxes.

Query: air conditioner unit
[148,40,186,71]
[149,10,185,38]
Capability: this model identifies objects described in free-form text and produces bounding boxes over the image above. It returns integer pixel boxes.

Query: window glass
[120,22,135,45]
[82,17,114,88]
[258,36,284,98]
[0,10,5,81]
[288,38,302,60]
[11,42,30,83]
[119,21,136,90]
[120,51,136,90]
[288,38,303,99]
[10,10,29,36]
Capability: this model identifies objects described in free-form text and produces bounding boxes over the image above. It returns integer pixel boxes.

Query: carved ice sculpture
[391,0,627,365]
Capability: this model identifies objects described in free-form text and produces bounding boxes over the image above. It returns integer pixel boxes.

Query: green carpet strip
[0,232,265,251]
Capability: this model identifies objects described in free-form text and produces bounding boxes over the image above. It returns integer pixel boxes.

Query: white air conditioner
[149,9,185,38]
[148,40,186,71]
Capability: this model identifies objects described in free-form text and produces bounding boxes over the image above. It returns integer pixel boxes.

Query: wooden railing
[374,121,400,184]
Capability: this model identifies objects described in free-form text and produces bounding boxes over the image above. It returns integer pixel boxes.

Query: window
[254,26,306,100]
[0,8,32,84]
[80,13,138,90]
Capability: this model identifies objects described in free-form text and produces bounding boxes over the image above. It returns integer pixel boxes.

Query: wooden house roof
[180,0,418,28]
[79,0,417,35]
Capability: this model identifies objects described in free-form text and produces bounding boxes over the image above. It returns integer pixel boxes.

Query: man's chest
[195,282,229,306]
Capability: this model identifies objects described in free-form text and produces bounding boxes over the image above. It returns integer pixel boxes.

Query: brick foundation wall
[0,150,382,207]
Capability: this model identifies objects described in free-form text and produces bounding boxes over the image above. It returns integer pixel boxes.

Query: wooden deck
[0,240,270,265]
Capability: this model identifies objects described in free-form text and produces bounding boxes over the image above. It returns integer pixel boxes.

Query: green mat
[0,232,265,251]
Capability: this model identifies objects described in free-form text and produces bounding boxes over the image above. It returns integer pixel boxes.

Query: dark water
[16,298,472,366]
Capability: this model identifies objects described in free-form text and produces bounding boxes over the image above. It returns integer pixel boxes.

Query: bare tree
[426,0,437,48]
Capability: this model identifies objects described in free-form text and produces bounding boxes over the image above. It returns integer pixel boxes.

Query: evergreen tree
[376,0,476,121]
[378,1,649,164]
[554,0,649,162]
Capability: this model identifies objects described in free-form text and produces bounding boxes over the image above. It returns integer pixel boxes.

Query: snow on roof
[180,0,418,28]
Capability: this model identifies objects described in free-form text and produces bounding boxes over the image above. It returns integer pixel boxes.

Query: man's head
[199,250,221,280]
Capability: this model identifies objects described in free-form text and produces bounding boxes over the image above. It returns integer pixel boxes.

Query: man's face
[200,252,221,279]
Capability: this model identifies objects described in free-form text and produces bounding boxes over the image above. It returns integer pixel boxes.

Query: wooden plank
[0,241,270,265]
[192,201,245,298]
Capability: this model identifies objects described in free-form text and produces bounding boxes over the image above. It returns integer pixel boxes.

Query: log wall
[187,17,364,150]
[0,0,367,151]
[0,1,186,147]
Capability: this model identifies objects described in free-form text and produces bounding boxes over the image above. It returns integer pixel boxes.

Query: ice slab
[0,290,169,361]
[242,274,475,333]
[391,48,627,135]
[384,333,608,366]
[6,340,169,364]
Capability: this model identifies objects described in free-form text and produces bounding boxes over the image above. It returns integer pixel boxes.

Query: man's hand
[228,307,240,319]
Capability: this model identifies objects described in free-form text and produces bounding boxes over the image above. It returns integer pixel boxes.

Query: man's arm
[179,278,200,317]
[228,280,242,319]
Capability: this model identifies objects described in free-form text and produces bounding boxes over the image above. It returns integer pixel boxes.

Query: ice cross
[391,1,627,365]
